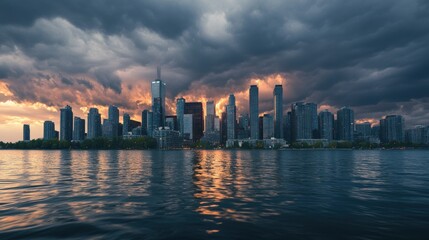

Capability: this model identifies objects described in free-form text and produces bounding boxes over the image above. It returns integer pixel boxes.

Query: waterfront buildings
[60,105,73,141]
[108,105,119,137]
[318,110,334,141]
[249,85,259,139]
[262,114,274,139]
[273,85,283,139]
[176,98,185,135]
[226,94,236,140]
[185,102,204,141]
[73,117,85,141]
[337,107,355,141]
[43,121,56,140]
[380,115,404,143]
[205,101,215,133]
[87,108,102,139]
[23,124,30,141]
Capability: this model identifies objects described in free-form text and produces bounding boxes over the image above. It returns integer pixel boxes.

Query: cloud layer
[1,0,429,140]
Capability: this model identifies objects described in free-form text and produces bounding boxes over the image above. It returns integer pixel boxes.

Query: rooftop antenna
[157,66,161,80]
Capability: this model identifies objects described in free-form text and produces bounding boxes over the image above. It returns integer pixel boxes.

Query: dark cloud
[0,0,429,126]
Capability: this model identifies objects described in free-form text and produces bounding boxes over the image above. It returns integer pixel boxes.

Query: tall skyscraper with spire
[273,85,283,139]
[151,66,166,130]
[249,85,259,139]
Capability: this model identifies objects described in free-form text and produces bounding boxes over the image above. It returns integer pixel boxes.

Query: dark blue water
[0,150,428,239]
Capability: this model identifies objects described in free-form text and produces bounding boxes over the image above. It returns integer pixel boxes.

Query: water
[0,150,428,240]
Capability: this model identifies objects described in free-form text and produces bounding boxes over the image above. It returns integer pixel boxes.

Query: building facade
[60,105,73,141]
[273,85,283,139]
[43,121,56,140]
[249,85,259,139]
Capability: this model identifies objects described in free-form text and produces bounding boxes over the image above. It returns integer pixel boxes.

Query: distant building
[220,111,227,145]
[291,102,318,141]
[43,121,56,140]
[151,70,166,128]
[102,119,114,137]
[183,114,193,140]
[226,94,236,140]
[108,105,119,137]
[185,102,204,141]
[23,124,30,141]
[205,100,215,133]
[355,122,371,142]
[146,111,153,137]
[153,127,183,149]
[165,115,178,131]
[249,85,259,139]
[123,113,131,136]
[283,112,292,143]
[214,116,220,131]
[318,110,334,141]
[87,108,102,139]
[60,105,73,141]
[73,117,85,141]
[273,85,284,139]
[176,97,185,134]
[337,107,355,142]
[141,109,149,135]
[263,114,274,139]
[405,126,429,145]
[380,115,404,143]
[237,114,250,139]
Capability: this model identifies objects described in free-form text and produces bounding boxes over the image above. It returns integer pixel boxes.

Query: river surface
[0,150,428,239]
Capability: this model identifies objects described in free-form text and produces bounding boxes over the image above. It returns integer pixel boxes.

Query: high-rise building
[405,126,429,145]
[283,112,292,142]
[73,117,85,141]
[184,102,204,141]
[123,113,130,135]
[355,122,371,141]
[291,102,317,141]
[102,119,114,137]
[87,108,102,139]
[214,116,220,131]
[43,121,56,140]
[273,85,284,139]
[183,114,193,140]
[263,114,274,139]
[226,94,236,140]
[318,110,334,141]
[237,114,250,139]
[141,109,149,135]
[205,100,215,132]
[337,107,355,141]
[305,103,318,138]
[220,111,227,145]
[249,85,259,139]
[151,69,166,129]
[108,105,119,137]
[176,97,185,134]
[380,115,404,143]
[60,105,73,141]
[23,124,30,141]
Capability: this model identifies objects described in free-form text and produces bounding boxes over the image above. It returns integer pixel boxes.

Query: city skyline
[1,1,429,142]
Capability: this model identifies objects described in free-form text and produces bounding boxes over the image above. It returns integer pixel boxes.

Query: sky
[0,0,429,142]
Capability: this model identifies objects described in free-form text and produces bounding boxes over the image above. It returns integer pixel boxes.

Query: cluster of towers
[20,67,427,146]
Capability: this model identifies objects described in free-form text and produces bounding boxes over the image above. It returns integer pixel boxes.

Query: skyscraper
[318,110,334,141]
[263,114,274,139]
[43,121,55,140]
[73,117,85,141]
[108,105,119,137]
[220,111,227,145]
[146,111,153,137]
[151,68,166,129]
[23,124,30,141]
[355,122,371,141]
[226,94,236,140]
[60,105,73,141]
[87,108,102,139]
[249,85,259,139]
[273,85,283,139]
[380,115,404,143]
[183,114,193,140]
[337,107,355,141]
[185,102,204,141]
[205,100,215,132]
[176,97,185,134]
[284,112,292,142]
[123,113,130,135]
[141,109,150,135]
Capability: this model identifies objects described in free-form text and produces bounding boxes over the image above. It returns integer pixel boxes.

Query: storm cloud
[1,0,429,126]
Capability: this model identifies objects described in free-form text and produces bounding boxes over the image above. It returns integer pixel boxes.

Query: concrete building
[249,85,259,139]
[108,105,119,137]
[205,100,215,133]
[318,110,334,141]
[60,105,73,141]
[183,114,193,140]
[23,124,30,141]
[73,117,85,141]
[87,108,102,139]
[337,107,355,142]
[380,115,404,143]
[153,127,183,149]
[263,114,274,139]
[43,121,56,140]
[176,97,185,135]
[355,122,371,142]
[273,85,284,139]
[226,94,236,140]
[185,102,204,141]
